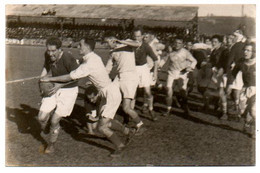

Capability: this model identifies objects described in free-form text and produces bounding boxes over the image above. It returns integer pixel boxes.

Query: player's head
[243,42,255,60]
[211,35,223,49]
[143,30,155,43]
[226,34,235,46]
[132,26,144,42]
[174,36,184,51]
[185,38,194,51]
[233,26,246,43]
[204,36,212,46]
[80,38,96,55]
[46,37,62,62]
[103,31,117,49]
[85,85,99,103]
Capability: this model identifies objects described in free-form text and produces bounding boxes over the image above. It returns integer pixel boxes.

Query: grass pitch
[5,45,255,166]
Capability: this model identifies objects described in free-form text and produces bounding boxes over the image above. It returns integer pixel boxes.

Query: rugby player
[227,42,255,136]
[160,36,197,116]
[38,37,79,153]
[226,28,247,116]
[104,33,146,133]
[117,27,159,121]
[209,35,228,119]
[41,38,135,157]
[143,31,165,86]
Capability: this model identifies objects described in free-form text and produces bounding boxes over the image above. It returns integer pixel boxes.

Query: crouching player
[227,42,256,136]
[84,84,99,135]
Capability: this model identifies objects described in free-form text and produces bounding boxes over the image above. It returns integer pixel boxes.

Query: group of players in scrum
[39,26,256,157]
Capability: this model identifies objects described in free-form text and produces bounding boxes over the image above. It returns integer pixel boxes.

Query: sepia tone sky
[196,4,255,17]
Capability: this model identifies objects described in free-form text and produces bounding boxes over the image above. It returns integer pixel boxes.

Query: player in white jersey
[160,36,197,116]
[104,34,145,135]
[41,38,135,157]
[117,27,159,121]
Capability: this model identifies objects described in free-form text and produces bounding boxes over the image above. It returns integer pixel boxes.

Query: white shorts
[166,70,189,90]
[114,72,138,99]
[239,86,256,117]
[40,86,78,117]
[136,64,151,88]
[230,71,244,90]
[99,82,122,119]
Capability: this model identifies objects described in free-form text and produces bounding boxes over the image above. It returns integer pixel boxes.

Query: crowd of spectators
[6,21,196,46]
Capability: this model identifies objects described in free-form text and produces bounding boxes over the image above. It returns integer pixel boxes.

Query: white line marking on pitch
[6,76,40,84]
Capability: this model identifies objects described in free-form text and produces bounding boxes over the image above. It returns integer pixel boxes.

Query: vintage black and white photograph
[5,2,257,167]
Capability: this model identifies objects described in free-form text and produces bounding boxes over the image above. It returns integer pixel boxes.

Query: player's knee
[219,88,225,97]
[38,111,49,122]
[123,105,131,114]
[98,123,112,137]
[166,87,173,95]
[51,113,62,125]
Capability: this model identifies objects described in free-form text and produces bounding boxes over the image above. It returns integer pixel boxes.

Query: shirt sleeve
[43,52,51,72]
[70,62,91,80]
[145,43,158,61]
[106,54,114,74]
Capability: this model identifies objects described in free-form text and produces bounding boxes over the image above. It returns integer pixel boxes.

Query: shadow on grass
[6,104,46,146]
[60,104,114,152]
[170,108,250,137]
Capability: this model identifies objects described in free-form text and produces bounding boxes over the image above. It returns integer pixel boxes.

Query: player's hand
[40,76,51,82]
[186,67,193,72]
[86,113,99,122]
[153,72,158,82]
[48,83,63,96]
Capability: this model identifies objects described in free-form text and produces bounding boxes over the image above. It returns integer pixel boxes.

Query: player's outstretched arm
[117,39,141,47]
[41,74,72,82]
[40,68,48,77]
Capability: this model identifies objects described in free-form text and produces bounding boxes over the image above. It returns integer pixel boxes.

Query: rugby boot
[44,142,55,154]
[149,110,158,121]
[220,113,228,120]
[110,145,126,158]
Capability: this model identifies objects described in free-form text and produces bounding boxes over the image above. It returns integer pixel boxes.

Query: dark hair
[236,24,247,36]
[211,34,223,42]
[133,26,144,34]
[82,38,96,51]
[85,84,98,96]
[185,38,194,44]
[144,30,155,36]
[46,37,62,49]
[244,42,256,58]
[175,36,184,42]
